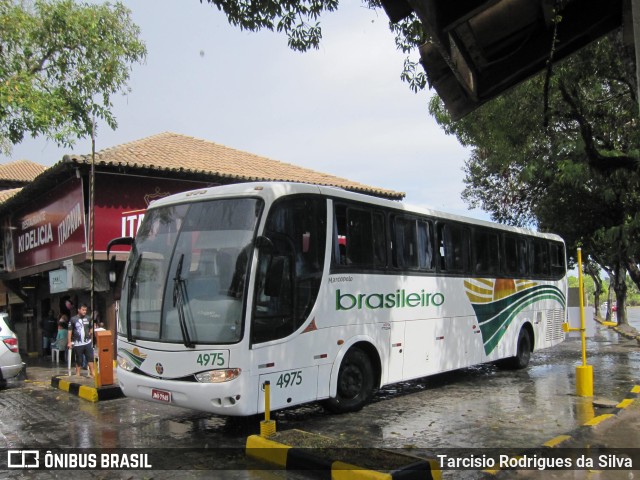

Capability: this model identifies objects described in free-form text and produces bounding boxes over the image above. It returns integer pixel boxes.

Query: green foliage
[428,31,640,320]
[569,274,640,306]
[200,0,428,88]
[568,275,608,305]
[0,0,146,153]
[197,2,640,310]
[202,0,340,52]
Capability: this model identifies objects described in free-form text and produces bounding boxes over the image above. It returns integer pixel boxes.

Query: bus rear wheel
[324,348,374,414]
[504,327,532,370]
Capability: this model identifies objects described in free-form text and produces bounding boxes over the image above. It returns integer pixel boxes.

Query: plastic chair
[51,346,62,363]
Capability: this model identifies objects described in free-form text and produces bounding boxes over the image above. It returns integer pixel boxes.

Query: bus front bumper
[117,368,257,416]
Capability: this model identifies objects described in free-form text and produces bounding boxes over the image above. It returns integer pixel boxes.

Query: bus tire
[505,327,532,370]
[324,348,374,414]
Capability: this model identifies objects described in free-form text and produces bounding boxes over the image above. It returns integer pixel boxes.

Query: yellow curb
[631,385,640,394]
[78,385,99,402]
[426,459,442,480]
[583,414,615,426]
[616,398,634,409]
[331,461,392,480]
[543,435,572,447]
[245,435,290,467]
[58,380,71,392]
[482,468,500,476]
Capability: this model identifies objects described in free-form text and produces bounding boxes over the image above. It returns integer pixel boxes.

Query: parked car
[0,313,24,387]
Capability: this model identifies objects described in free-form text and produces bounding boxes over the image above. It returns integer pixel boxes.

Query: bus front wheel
[324,348,374,413]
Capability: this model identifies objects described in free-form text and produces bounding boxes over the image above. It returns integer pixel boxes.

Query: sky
[0,0,486,219]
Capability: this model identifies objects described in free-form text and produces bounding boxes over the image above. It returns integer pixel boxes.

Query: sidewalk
[21,355,123,402]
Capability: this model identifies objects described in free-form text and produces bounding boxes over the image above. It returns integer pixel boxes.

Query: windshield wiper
[173,253,195,348]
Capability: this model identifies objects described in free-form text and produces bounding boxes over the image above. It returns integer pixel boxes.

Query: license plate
[151,388,172,403]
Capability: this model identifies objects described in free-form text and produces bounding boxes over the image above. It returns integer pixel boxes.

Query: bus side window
[333,204,386,269]
[437,222,469,273]
[474,229,499,275]
[252,196,326,344]
[549,242,565,277]
[418,220,435,270]
[372,212,386,267]
[517,238,528,275]
[347,208,375,266]
[530,239,549,276]
[393,216,418,269]
[333,204,348,265]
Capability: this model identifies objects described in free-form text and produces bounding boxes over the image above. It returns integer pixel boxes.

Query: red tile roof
[0,160,46,182]
[0,188,21,203]
[64,132,404,200]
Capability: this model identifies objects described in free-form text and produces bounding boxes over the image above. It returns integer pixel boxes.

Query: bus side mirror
[108,255,118,286]
[106,236,133,293]
[264,256,286,297]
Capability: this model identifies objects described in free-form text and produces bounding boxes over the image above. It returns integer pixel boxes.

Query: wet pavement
[0,310,638,479]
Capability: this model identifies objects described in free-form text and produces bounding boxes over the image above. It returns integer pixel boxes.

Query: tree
[200,0,429,90]
[428,32,640,325]
[201,0,339,52]
[568,269,607,310]
[0,0,146,154]
[199,3,640,320]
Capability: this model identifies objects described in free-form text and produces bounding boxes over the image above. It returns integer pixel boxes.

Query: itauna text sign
[8,178,86,271]
[93,173,211,253]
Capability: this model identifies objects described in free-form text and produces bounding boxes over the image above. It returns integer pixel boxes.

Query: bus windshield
[120,197,263,345]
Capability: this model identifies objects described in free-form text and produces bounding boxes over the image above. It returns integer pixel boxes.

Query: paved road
[0,317,638,479]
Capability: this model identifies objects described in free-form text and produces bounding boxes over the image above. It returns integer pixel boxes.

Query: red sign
[94,173,211,252]
[9,178,86,270]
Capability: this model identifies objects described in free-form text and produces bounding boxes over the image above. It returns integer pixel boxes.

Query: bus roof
[148,181,564,243]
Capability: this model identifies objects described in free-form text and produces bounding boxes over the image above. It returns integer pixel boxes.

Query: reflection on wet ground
[274,323,639,451]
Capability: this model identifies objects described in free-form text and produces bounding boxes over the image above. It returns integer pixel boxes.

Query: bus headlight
[117,355,135,372]
[195,368,241,383]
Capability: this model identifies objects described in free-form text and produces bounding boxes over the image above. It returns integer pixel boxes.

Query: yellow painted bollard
[575,248,593,397]
[563,248,594,397]
[260,381,276,438]
[576,365,593,397]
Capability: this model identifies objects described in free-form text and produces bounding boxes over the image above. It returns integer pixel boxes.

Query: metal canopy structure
[383,0,636,120]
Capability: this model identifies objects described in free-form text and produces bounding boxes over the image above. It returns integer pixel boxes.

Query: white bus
[113,182,567,416]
